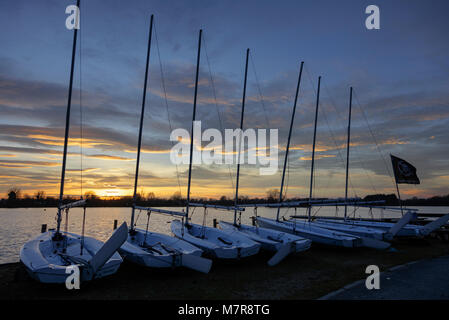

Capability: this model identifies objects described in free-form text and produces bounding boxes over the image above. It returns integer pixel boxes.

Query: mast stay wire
[201,34,235,191]
[249,52,292,201]
[352,89,397,192]
[303,65,359,202]
[249,52,271,129]
[78,4,86,249]
[321,82,379,195]
[77,2,83,200]
[153,22,183,197]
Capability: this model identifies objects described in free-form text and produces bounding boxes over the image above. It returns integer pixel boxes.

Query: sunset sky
[0,0,448,200]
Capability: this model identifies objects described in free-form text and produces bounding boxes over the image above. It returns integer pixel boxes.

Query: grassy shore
[1,238,448,300]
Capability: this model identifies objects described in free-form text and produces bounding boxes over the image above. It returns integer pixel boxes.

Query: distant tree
[135,189,146,201]
[219,195,228,202]
[147,192,156,200]
[266,188,280,201]
[34,190,46,200]
[363,194,398,205]
[84,191,98,200]
[7,187,21,200]
[170,191,182,201]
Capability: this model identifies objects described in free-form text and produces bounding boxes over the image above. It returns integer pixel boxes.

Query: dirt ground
[1,238,448,300]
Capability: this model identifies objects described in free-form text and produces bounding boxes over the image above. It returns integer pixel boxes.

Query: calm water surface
[0,206,447,264]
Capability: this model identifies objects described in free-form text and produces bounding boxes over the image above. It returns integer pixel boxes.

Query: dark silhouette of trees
[1,184,448,208]
[7,187,21,200]
[266,189,280,202]
[34,190,46,200]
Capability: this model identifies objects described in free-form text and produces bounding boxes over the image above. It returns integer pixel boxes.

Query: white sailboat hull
[309,220,391,240]
[256,217,363,248]
[20,230,123,284]
[171,220,260,259]
[119,228,204,269]
[219,221,311,253]
[315,219,421,237]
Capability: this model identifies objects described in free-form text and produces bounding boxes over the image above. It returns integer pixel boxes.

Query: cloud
[299,154,336,161]
[0,159,58,167]
[85,154,133,161]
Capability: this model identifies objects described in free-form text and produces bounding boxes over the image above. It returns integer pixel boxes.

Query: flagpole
[395,181,404,216]
[390,154,420,217]
[390,153,404,216]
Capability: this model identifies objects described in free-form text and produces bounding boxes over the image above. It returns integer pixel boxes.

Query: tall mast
[233,48,250,225]
[56,0,81,236]
[276,61,304,221]
[344,86,353,220]
[130,14,154,232]
[307,76,321,221]
[185,29,202,220]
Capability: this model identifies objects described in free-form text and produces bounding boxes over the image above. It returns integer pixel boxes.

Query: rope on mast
[185,29,203,219]
[304,66,359,200]
[154,22,183,197]
[130,14,154,232]
[78,4,83,200]
[55,0,81,238]
[202,34,235,191]
[233,48,250,225]
[249,52,270,129]
[352,89,396,191]
[321,82,378,196]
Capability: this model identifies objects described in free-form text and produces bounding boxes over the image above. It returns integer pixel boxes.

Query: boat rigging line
[130,14,153,232]
[303,65,361,212]
[352,89,397,193]
[321,81,378,196]
[153,22,183,197]
[201,33,235,191]
[55,0,80,239]
[233,48,249,225]
[276,61,304,221]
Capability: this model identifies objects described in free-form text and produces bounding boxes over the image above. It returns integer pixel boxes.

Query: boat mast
[307,76,321,222]
[130,14,154,233]
[55,0,81,237]
[276,61,304,221]
[233,48,250,226]
[344,86,353,220]
[185,29,202,220]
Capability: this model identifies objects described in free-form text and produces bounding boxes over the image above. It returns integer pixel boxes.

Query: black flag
[390,155,420,184]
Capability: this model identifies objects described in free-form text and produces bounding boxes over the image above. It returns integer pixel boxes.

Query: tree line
[1,187,448,208]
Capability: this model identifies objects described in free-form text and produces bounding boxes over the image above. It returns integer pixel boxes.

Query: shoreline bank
[1,238,448,300]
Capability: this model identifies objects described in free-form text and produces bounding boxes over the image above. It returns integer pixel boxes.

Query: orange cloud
[85,154,133,161]
[0,160,59,167]
[299,154,337,161]
[29,134,111,148]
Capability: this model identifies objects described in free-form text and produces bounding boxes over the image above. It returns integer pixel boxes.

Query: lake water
[1,206,447,264]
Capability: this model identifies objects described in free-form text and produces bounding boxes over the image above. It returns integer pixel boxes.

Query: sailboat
[20,0,127,284]
[315,208,449,238]
[117,15,212,274]
[254,76,390,250]
[170,30,260,259]
[305,87,449,238]
[218,59,311,266]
